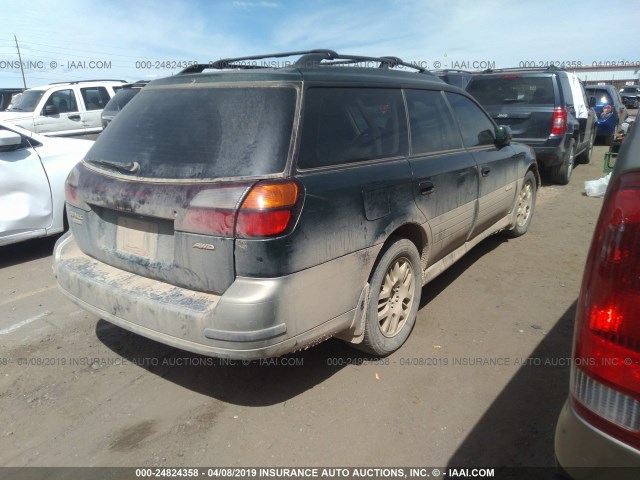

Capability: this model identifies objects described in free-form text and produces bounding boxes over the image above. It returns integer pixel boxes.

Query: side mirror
[589,96,596,107]
[495,125,512,147]
[43,104,59,116]
[0,130,22,151]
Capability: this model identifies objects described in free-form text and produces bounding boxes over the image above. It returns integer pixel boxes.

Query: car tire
[505,171,537,238]
[551,140,575,185]
[577,129,595,164]
[358,238,422,356]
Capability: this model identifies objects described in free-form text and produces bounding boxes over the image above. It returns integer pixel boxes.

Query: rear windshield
[586,89,612,105]
[621,87,639,93]
[85,86,297,179]
[467,76,554,105]
[102,88,140,114]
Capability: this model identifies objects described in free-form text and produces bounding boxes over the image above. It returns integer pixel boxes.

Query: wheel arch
[378,222,430,283]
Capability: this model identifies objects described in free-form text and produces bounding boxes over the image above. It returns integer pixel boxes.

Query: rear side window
[80,87,111,110]
[467,76,554,105]
[85,87,297,179]
[297,88,407,169]
[446,93,496,148]
[406,89,462,154]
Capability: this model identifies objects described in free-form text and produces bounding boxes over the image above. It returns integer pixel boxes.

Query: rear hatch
[66,81,299,295]
[466,74,557,141]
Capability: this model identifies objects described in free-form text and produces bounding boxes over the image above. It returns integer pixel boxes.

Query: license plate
[116,217,158,259]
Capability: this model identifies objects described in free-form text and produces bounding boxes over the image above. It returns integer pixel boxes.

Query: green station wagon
[53,49,539,359]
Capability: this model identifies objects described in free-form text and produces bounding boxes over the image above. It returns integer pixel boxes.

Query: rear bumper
[523,135,570,167]
[555,399,640,478]
[53,233,375,359]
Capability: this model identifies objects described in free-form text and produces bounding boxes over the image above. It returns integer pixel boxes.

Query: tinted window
[405,89,462,154]
[298,88,407,169]
[559,76,574,105]
[103,88,141,114]
[467,76,554,105]
[85,87,297,180]
[446,93,496,148]
[80,87,111,110]
[44,89,78,113]
[586,89,613,105]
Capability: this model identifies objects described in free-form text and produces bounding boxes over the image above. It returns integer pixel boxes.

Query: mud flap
[335,282,369,344]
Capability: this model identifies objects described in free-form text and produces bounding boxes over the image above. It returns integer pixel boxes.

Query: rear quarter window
[85,86,297,180]
[297,87,408,169]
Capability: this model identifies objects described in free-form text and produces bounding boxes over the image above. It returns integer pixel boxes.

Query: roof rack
[481,66,560,74]
[48,79,127,85]
[431,68,473,74]
[179,49,432,75]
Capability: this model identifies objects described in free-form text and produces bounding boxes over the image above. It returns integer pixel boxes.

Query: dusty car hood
[0,111,34,122]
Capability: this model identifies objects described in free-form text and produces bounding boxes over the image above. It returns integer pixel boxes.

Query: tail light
[571,171,640,449]
[551,107,567,135]
[175,179,303,239]
[65,165,88,210]
[600,104,614,120]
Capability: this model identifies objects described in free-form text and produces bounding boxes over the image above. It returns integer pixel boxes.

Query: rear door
[446,92,517,238]
[405,89,478,263]
[79,86,112,132]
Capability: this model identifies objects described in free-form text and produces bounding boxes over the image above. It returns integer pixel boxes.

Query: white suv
[0,80,125,136]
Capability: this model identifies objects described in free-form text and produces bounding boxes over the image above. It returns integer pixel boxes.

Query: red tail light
[175,179,303,238]
[64,165,87,210]
[571,171,640,449]
[236,182,299,237]
[551,107,567,135]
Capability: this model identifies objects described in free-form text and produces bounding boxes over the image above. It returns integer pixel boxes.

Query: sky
[1,0,639,88]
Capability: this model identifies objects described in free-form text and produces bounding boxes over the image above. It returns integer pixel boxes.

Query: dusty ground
[0,147,612,470]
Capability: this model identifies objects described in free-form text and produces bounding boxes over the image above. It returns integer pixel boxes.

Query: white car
[0,121,93,247]
[0,80,125,136]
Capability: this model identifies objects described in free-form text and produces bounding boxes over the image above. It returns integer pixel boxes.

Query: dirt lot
[0,148,613,470]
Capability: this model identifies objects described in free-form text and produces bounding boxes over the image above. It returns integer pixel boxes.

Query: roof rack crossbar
[178,49,433,75]
[48,79,127,85]
[179,49,339,74]
[481,66,560,74]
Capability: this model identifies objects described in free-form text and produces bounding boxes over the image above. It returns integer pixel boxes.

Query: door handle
[481,167,491,177]
[418,181,435,195]
[68,114,81,120]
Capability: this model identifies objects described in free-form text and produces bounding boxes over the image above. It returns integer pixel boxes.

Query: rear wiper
[90,159,141,174]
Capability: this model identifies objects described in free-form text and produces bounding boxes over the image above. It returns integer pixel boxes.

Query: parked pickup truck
[0,80,125,136]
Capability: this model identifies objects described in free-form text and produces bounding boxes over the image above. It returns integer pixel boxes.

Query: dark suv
[53,49,538,360]
[620,85,640,109]
[101,81,148,129]
[466,68,597,185]
[0,88,24,111]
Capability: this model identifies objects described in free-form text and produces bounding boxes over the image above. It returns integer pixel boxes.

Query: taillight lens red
[175,179,302,238]
[551,107,567,135]
[236,181,299,237]
[572,171,640,449]
[65,165,85,209]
